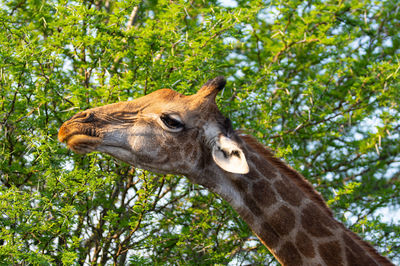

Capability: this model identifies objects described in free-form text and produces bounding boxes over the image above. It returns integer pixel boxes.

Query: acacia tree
[0,0,399,264]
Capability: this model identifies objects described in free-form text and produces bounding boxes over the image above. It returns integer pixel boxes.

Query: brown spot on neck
[258,221,280,248]
[274,178,303,207]
[276,242,303,266]
[318,241,344,266]
[301,203,336,237]
[268,205,296,236]
[343,231,387,266]
[252,179,277,208]
[239,134,333,217]
[243,194,263,216]
[296,231,315,258]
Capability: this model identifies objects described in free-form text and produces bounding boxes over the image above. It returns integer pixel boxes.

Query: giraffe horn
[196,76,226,100]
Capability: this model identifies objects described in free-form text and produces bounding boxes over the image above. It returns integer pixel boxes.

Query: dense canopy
[0,0,399,264]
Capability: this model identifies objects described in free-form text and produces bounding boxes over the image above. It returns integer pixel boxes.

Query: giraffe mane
[239,133,393,265]
[343,226,393,265]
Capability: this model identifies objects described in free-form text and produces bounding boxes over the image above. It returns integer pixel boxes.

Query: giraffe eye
[160,114,184,131]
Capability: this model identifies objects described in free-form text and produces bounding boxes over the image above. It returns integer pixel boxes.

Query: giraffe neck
[200,134,393,266]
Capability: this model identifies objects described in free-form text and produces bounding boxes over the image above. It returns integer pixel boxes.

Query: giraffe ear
[212,135,249,174]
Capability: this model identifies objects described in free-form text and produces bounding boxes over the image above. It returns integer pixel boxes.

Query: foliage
[0,0,399,264]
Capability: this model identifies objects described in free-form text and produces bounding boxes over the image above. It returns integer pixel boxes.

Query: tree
[0,0,399,264]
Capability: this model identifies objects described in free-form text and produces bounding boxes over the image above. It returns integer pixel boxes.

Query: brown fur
[239,134,333,216]
[295,231,315,258]
[239,134,394,265]
[318,241,343,266]
[277,242,303,266]
[268,205,296,236]
[342,228,393,265]
[252,180,277,208]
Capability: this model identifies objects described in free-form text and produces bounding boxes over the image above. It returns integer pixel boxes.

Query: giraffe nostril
[85,127,97,137]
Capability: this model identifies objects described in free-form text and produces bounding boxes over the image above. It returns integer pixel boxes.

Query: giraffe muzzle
[58,115,103,154]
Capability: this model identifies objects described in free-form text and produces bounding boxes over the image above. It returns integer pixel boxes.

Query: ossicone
[196,76,226,101]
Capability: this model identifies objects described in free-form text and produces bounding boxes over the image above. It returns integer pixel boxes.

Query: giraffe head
[58,77,249,182]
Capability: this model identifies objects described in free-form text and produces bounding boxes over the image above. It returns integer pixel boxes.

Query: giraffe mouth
[59,126,102,154]
[65,134,102,154]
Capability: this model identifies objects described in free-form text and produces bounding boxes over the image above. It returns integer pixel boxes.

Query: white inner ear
[212,135,249,174]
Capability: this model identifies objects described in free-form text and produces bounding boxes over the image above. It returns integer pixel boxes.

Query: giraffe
[58,77,393,265]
